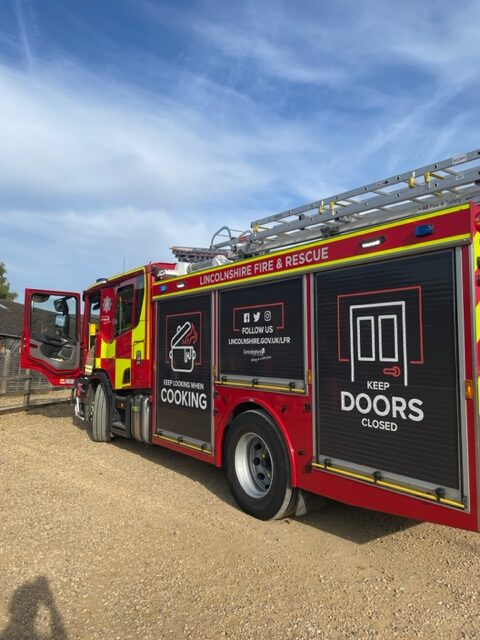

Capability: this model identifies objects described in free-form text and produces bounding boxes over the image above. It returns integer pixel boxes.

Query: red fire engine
[21,149,480,530]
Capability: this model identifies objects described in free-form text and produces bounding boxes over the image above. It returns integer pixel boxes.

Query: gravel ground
[0,405,479,640]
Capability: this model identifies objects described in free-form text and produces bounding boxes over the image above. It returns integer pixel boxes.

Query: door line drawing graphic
[349,301,408,386]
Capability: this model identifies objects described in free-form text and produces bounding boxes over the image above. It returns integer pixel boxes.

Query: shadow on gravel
[113,437,234,504]
[298,497,420,544]
[17,405,420,544]
[0,576,67,640]
[111,436,419,544]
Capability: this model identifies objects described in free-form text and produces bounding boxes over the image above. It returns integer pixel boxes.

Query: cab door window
[115,285,135,336]
[113,275,145,337]
[85,291,100,351]
[30,294,77,343]
[134,276,145,326]
[29,293,79,368]
[87,292,100,330]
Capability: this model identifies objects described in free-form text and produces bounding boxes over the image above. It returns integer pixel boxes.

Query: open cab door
[21,289,83,387]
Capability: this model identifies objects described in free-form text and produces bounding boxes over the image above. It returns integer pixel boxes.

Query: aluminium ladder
[172,149,480,263]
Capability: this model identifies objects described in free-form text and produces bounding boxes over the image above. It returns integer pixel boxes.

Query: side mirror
[54,297,69,314]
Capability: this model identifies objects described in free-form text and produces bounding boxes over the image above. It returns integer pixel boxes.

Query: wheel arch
[217,397,299,486]
[84,369,115,421]
[89,369,114,394]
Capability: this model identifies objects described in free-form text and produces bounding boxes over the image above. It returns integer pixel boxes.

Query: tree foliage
[0,262,17,301]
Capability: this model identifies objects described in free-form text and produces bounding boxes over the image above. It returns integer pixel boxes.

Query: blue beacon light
[415,224,434,237]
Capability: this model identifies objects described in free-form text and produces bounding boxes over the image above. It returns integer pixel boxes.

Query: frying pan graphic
[169,322,197,372]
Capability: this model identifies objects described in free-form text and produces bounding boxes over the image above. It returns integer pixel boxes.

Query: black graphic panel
[220,278,304,380]
[316,250,461,489]
[156,294,211,444]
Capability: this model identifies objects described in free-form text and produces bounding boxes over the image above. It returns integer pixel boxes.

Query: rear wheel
[91,384,111,442]
[225,410,297,520]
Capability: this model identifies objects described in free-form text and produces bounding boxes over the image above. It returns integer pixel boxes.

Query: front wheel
[91,384,111,442]
[224,410,297,520]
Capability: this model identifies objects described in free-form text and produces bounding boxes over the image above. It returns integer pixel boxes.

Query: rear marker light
[415,224,434,237]
[360,236,385,249]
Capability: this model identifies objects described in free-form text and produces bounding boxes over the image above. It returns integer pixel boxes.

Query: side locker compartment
[314,249,468,509]
[154,293,213,450]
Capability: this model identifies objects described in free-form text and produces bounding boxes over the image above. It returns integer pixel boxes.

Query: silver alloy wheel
[234,432,274,498]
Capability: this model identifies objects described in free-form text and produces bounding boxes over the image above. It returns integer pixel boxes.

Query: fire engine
[21,149,480,530]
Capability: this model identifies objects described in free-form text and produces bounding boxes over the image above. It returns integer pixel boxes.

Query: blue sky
[0,0,479,300]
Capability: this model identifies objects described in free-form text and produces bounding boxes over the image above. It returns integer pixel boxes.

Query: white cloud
[0,208,211,292]
[0,65,271,210]
[190,0,480,96]
[14,0,34,68]
[192,21,346,86]
[0,59,334,295]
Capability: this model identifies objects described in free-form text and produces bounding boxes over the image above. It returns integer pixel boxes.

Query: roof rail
[175,149,480,261]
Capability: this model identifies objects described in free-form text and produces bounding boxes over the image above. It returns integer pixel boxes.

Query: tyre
[91,384,111,442]
[224,410,297,520]
[84,384,95,427]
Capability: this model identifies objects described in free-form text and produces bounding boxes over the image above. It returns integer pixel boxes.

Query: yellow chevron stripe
[115,358,131,388]
[100,338,116,360]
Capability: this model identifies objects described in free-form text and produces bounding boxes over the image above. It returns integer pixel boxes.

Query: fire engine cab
[21,149,480,531]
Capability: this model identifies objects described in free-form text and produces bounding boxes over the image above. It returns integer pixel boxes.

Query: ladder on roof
[169,245,229,263]
[172,149,480,263]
